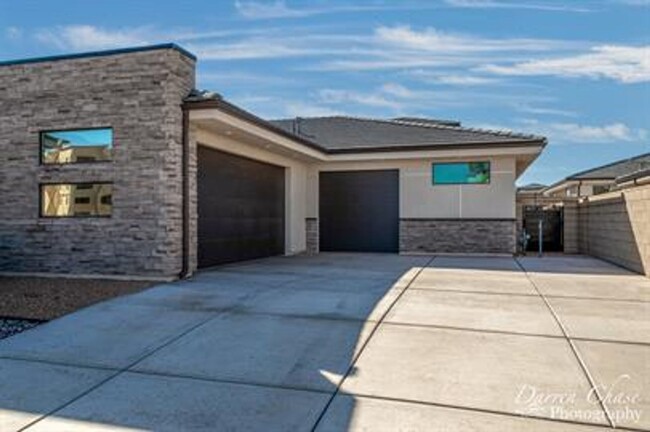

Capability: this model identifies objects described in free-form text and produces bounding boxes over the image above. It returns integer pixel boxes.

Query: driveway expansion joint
[515,257,616,429]
[309,255,438,432]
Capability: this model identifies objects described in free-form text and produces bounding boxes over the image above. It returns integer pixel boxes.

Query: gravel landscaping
[0,276,154,339]
[0,317,44,340]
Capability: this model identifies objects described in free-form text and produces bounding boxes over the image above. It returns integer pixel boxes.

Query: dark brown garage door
[319,170,399,253]
[197,146,285,268]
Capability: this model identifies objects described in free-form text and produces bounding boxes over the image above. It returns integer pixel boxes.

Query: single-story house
[0,44,546,279]
[543,152,650,198]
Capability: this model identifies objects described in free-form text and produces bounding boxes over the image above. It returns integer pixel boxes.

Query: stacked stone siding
[305,217,319,254]
[0,48,195,277]
[400,219,516,254]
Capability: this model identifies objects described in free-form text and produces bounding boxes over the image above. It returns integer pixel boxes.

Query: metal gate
[523,206,564,253]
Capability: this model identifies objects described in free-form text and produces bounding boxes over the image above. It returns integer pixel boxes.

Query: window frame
[39,181,114,219]
[431,161,491,186]
[39,126,114,165]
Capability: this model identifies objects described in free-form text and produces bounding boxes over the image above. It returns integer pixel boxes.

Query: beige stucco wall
[309,156,517,219]
[194,128,309,255]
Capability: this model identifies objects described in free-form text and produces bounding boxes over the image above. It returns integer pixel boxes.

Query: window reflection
[41,128,113,164]
[41,183,113,217]
[432,162,491,185]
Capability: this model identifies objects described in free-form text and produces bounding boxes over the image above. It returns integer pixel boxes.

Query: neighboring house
[0,44,546,278]
[543,152,650,198]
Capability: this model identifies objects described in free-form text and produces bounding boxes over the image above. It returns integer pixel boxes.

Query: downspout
[179,105,190,279]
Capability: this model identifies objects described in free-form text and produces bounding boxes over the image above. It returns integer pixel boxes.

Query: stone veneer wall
[0,48,196,277]
[400,219,516,254]
[578,184,649,276]
[305,218,319,254]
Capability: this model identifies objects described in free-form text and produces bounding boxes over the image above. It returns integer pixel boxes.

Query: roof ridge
[271,115,545,142]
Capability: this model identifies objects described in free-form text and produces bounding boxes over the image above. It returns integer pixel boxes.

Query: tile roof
[269,116,545,153]
[185,90,546,154]
[567,152,650,180]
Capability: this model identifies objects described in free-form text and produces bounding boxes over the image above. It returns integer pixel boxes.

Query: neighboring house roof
[517,183,547,192]
[544,152,650,195]
[566,152,650,181]
[268,116,545,153]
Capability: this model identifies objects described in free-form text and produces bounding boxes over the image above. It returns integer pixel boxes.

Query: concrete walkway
[0,254,648,431]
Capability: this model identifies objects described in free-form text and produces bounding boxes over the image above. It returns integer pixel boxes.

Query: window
[41,128,113,164]
[432,162,490,185]
[592,185,611,195]
[41,183,112,217]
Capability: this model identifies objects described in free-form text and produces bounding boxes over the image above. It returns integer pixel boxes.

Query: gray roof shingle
[269,116,545,153]
[185,91,546,154]
[567,153,650,180]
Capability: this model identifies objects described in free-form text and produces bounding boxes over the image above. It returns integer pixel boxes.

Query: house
[543,152,650,198]
[0,44,546,279]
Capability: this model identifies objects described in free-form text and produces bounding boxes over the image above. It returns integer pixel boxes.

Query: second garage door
[319,170,399,253]
[197,146,285,268]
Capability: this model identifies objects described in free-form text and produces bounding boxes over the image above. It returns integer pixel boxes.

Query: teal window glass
[41,128,113,164]
[432,162,490,185]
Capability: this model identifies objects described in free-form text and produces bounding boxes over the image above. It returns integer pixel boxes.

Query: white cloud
[433,75,501,86]
[541,122,647,143]
[319,88,401,109]
[380,83,417,98]
[614,0,650,5]
[5,26,22,40]
[282,102,343,117]
[483,45,650,83]
[376,25,563,53]
[444,0,591,12]
[233,1,437,20]
[514,104,578,117]
[36,25,151,50]
[499,119,648,143]
[234,1,313,19]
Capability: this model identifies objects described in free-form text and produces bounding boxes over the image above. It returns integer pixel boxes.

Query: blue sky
[1,0,648,185]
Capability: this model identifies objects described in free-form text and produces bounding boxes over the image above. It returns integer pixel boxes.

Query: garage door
[197,146,285,268]
[319,170,399,253]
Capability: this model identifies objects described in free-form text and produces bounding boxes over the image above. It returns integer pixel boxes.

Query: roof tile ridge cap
[387,118,543,141]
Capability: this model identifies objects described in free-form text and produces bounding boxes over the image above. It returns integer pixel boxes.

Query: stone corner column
[305,217,319,254]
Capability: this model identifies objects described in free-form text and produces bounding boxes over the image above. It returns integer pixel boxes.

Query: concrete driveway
[0,253,648,431]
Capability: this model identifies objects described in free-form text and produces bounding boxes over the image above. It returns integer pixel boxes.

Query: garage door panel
[320,170,399,253]
[198,146,285,268]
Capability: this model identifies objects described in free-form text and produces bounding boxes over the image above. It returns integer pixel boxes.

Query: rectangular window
[432,162,490,185]
[40,183,113,217]
[41,128,113,164]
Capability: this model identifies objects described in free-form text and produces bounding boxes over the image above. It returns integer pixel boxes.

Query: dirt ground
[0,277,154,321]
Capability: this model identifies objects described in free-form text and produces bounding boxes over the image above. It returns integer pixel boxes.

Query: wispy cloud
[514,104,578,117]
[481,119,648,143]
[233,1,436,20]
[483,45,650,83]
[36,25,151,50]
[376,25,564,53]
[5,26,22,40]
[33,24,272,51]
[444,0,591,12]
[613,0,650,6]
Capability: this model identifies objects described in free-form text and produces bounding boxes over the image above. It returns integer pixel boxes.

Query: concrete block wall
[400,219,516,254]
[563,200,579,254]
[0,48,195,277]
[578,184,650,276]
